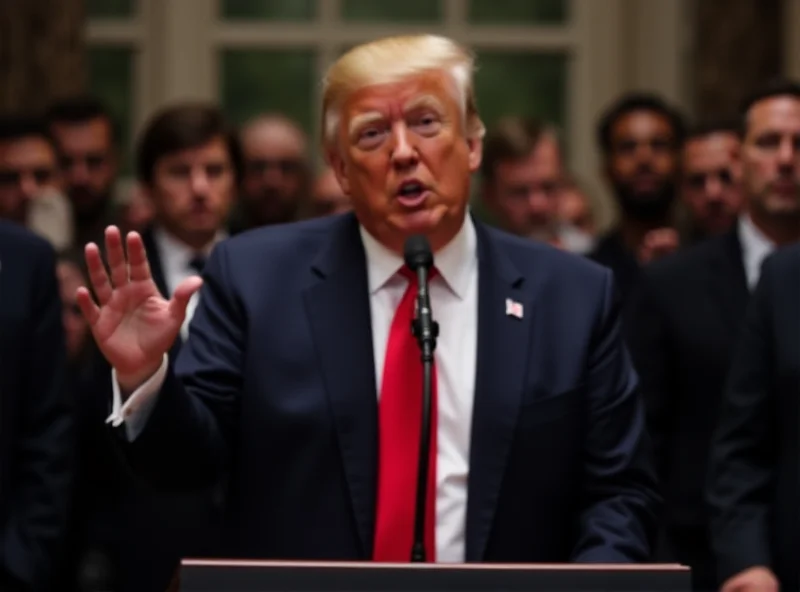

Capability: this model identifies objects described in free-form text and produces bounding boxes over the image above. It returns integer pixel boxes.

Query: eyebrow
[404,94,445,114]
[348,112,384,138]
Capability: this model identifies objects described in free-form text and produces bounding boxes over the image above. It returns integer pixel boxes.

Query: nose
[528,189,553,217]
[390,123,417,169]
[704,176,723,200]
[68,160,91,185]
[189,168,211,196]
[19,173,39,200]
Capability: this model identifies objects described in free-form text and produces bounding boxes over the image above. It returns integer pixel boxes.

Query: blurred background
[2,0,796,230]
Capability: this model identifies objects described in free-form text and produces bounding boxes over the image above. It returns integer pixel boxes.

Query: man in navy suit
[77,34,660,564]
[0,220,73,591]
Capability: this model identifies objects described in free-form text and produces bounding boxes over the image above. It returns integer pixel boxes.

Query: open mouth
[397,181,427,207]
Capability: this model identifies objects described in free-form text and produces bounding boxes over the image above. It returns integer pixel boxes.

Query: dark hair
[684,119,741,143]
[480,116,558,182]
[135,103,243,185]
[0,115,56,149]
[46,95,118,141]
[596,92,686,154]
[739,78,800,136]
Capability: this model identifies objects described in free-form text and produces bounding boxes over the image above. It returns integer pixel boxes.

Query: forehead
[241,120,306,157]
[684,132,739,164]
[496,136,562,178]
[613,110,674,139]
[746,95,800,134]
[158,136,231,165]
[51,118,113,146]
[343,71,458,122]
[0,136,56,165]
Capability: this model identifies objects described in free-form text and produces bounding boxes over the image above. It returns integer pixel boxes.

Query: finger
[76,286,101,325]
[168,276,203,320]
[126,231,152,282]
[85,242,113,305]
[104,225,129,288]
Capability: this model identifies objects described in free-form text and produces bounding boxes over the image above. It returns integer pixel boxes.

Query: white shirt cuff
[106,354,169,441]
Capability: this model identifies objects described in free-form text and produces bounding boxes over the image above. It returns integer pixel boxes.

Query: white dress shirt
[107,216,480,562]
[738,214,776,290]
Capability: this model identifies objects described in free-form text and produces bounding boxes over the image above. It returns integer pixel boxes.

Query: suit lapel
[707,228,749,328]
[303,214,378,557]
[141,227,170,299]
[466,223,530,561]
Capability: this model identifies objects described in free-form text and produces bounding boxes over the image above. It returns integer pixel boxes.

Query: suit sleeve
[571,269,662,563]
[706,255,777,583]
[1,242,74,588]
[120,242,244,490]
[625,270,676,486]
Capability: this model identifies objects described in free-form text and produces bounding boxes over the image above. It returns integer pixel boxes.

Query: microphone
[403,235,439,563]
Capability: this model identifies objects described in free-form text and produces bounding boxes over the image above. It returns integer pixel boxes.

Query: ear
[326,147,351,195]
[467,136,483,173]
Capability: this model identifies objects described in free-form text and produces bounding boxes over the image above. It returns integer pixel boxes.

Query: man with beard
[230,113,310,232]
[589,93,686,304]
[479,117,566,248]
[46,96,121,249]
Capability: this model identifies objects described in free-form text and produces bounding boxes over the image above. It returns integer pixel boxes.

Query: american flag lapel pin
[505,298,523,319]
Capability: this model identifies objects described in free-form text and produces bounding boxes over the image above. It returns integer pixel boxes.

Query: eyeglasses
[245,158,304,176]
[0,167,55,187]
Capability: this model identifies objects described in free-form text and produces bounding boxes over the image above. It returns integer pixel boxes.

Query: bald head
[237,114,310,228]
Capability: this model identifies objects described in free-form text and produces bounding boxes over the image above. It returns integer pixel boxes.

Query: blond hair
[321,34,485,151]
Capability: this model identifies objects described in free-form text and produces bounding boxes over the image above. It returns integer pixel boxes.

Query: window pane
[87,47,135,173]
[87,0,135,18]
[474,51,568,131]
[468,0,568,24]
[220,0,316,21]
[341,0,442,22]
[220,49,316,136]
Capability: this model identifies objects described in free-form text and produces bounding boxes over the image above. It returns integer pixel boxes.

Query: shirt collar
[152,225,227,270]
[738,213,776,287]
[358,213,477,299]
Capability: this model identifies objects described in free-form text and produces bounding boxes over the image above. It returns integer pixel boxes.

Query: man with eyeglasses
[626,79,800,591]
[46,96,121,250]
[230,113,310,232]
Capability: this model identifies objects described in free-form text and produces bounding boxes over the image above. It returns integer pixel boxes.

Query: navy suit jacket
[0,221,73,589]
[123,212,660,563]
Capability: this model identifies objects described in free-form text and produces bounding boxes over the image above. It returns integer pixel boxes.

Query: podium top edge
[180,559,689,572]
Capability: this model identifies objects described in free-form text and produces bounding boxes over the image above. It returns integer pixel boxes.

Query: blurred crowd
[0,71,798,591]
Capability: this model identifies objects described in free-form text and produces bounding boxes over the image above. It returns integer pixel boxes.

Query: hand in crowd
[637,227,680,264]
[720,567,780,592]
[75,225,202,392]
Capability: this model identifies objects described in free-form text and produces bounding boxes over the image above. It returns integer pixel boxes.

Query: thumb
[168,276,204,320]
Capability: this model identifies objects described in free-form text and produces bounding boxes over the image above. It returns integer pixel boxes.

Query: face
[145,136,235,248]
[310,168,351,217]
[240,120,307,226]
[681,132,743,235]
[50,117,117,218]
[57,260,90,360]
[606,110,680,222]
[741,95,800,219]
[558,184,594,234]
[329,71,482,253]
[485,135,563,240]
[0,137,60,223]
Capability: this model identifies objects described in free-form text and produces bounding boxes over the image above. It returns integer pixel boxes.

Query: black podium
[178,559,691,592]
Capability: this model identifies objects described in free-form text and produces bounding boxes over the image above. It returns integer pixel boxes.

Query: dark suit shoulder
[482,223,611,284]
[220,213,343,259]
[761,241,800,275]
[643,231,736,285]
[0,220,54,259]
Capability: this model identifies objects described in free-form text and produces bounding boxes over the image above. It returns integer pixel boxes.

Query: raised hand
[76,226,203,392]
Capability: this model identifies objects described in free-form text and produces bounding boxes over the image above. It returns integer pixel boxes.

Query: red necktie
[373,266,437,562]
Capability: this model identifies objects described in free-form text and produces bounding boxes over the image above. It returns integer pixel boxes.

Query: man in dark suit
[0,220,73,591]
[67,103,240,592]
[77,34,660,564]
[707,243,800,592]
[627,81,800,591]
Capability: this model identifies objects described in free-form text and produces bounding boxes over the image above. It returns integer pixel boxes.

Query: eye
[410,112,442,135]
[355,124,388,150]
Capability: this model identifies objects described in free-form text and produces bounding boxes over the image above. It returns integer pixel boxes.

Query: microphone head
[403,234,433,270]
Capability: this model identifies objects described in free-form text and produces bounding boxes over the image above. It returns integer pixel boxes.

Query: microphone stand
[410,265,438,562]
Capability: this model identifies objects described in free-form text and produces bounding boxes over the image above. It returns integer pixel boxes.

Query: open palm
[76,226,202,384]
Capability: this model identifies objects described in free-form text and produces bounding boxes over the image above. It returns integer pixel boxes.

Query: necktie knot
[189,254,206,275]
[399,265,438,284]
